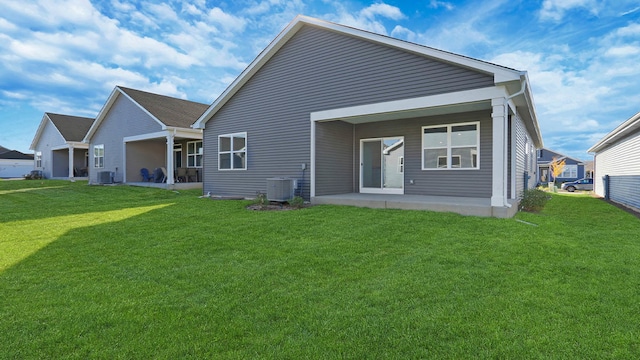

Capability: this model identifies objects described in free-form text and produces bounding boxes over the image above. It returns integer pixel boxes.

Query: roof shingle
[118,87,209,128]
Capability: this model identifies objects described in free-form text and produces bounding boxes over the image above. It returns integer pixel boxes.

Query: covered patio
[123,127,203,187]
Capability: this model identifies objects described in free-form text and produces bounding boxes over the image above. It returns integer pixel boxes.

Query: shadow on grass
[0,180,200,223]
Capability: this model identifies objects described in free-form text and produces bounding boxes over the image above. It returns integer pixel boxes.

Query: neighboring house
[193,16,543,218]
[83,86,208,188]
[30,113,94,179]
[536,148,586,185]
[0,146,33,178]
[588,110,640,212]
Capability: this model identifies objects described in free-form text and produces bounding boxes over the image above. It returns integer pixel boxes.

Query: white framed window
[422,122,479,170]
[219,132,247,170]
[94,144,104,168]
[560,164,577,178]
[35,151,42,168]
[187,141,203,168]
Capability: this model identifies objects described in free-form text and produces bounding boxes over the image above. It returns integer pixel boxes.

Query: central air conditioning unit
[98,171,114,184]
[266,178,295,202]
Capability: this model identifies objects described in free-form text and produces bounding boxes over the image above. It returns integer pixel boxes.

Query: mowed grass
[1,180,639,359]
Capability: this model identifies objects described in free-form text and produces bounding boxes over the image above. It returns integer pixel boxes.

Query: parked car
[561,178,593,192]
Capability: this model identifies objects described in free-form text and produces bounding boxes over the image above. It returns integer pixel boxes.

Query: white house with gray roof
[83,86,208,188]
[193,15,543,217]
[588,110,640,212]
[30,113,94,179]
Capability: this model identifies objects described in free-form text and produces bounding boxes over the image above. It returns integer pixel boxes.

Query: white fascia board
[67,141,89,149]
[588,111,640,153]
[193,19,306,129]
[117,88,167,129]
[51,142,88,151]
[29,114,51,150]
[297,15,521,84]
[311,87,506,122]
[193,15,522,129]
[165,127,203,139]
[123,131,168,143]
[83,87,120,142]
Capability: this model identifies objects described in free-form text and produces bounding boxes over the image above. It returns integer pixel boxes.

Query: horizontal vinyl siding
[514,114,526,197]
[89,95,163,183]
[355,110,493,198]
[315,121,354,196]
[203,26,495,198]
[34,120,67,179]
[593,131,640,210]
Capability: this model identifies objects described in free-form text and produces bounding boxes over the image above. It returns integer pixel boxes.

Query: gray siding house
[194,15,543,217]
[588,111,640,212]
[83,86,208,187]
[536,148,586,185]
[30,113,94,179]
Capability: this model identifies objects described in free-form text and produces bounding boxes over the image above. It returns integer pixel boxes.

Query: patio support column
[166,133,175,184]
[68,145,75,180]
[491,97,508,207]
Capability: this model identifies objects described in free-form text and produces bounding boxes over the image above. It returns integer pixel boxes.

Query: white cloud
[361,3,405,20]
[208,7,247,33]
[605,45,640,57]
[391,25,417,42]
[325,2,406,35]
[539,0,598,21]
[0,17,17,31]
[429,0,454,10]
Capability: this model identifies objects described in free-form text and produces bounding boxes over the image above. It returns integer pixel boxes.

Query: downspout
[501,76,528,208]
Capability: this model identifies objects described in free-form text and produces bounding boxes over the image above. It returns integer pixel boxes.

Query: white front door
[360,137,404,194]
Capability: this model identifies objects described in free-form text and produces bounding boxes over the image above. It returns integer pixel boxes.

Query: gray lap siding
[203,25,495,199]
[348,110,493,198]
[89,95,163,183]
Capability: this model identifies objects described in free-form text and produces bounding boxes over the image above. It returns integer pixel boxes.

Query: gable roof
[537,147,584,164]
[0,145,10,154]
[30,113,95,150]
[0,149,33,160]
[84,86,209,141]
[194,15,535,131]
[588,110,640,153]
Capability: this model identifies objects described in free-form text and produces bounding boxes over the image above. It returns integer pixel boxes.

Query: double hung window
[187,141,203,167]
[219,132,247,170]
[94,144,104,168]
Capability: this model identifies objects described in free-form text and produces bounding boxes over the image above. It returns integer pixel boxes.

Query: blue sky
[1,0,639,161]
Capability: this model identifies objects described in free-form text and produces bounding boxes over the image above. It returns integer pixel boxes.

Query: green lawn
[1,180,639,359]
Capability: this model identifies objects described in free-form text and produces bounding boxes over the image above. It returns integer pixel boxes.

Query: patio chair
[176,167,187,182]
[153,167,165,183]
[140,168,154,182]
[186,167,198,182]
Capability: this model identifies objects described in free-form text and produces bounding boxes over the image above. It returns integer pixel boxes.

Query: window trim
[94,144,104,169]
[186,140,203,168]
[422,121,480,170]
[560,164,578,178]
[35,151,42,168]
[218,132,247,171]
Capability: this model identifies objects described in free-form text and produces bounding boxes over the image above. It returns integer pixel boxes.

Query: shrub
[253,192,269,209]
[288,196,305,209]
[519,188,551,212]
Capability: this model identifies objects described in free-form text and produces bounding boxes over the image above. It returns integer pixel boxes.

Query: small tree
[549,157,566,187]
